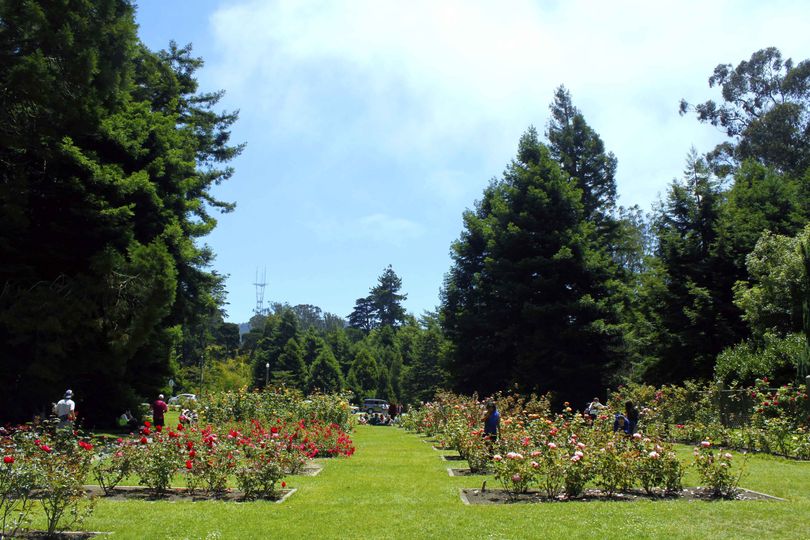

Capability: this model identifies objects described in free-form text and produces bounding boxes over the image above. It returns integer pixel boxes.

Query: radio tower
[253,267,268,315]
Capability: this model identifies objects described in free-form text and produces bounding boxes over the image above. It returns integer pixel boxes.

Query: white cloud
[308,212,426,244]
[208,0,810,209]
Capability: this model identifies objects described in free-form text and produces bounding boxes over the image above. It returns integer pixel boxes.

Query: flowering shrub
[750,379,809,430]
[234,440,286,500]
[7,423,96,537]
[92,438,132,495]
[633,438,682,495]
[492,452,535,498]
[527,446,561,498]
[457,429,491,473]
[0,432,36,538]
[131,427,182,494]
[591,440,634,495]
[693,442,744,498]
[201,388,354,433]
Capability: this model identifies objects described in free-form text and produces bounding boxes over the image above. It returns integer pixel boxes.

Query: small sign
[168,379,175,389]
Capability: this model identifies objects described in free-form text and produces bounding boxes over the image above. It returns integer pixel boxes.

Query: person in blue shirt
[613,413,631,435]
[482,402,500,442]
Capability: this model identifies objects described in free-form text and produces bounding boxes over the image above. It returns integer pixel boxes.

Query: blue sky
[134,0,810,324]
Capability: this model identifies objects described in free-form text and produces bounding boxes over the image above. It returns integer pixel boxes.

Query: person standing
[53,389,76,428]
[625,401,640,434]
[152,394,168,428]
[482,402,500,443]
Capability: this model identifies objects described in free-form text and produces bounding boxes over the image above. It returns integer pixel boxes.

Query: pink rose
[493,454,503,462]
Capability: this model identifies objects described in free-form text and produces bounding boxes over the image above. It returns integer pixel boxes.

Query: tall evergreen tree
[252,309,299,388]
[347,348,379,402]
[370,265,408,328]
[275,337,308,390]
[547,86,618,227]
[308,348,344,393]
[348,295,377,332]
[441,128,622,404]
[402,314,448,404]
[640,152,728,383]
[0,1,241,424]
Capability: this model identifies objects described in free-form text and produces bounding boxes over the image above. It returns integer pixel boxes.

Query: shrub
[0,435,36,538]
[492,452,536,499]
[131,428,181,494]
[92,438,132,495]
[693,442,744,498]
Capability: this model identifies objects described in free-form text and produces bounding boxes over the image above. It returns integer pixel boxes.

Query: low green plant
[693,442,745,498]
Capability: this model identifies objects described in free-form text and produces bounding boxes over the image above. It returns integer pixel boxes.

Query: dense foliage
[0,0,241,425]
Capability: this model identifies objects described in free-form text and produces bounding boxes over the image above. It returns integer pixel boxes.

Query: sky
[134,0,810,324]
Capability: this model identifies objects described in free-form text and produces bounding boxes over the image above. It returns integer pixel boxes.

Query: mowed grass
[28,425,810,539]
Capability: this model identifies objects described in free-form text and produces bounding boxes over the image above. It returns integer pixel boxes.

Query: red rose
[281,481,286,488]
[156,425,163,432]
[189,449,196,458]
[186,460,193,470]
[116,438,123,444]
[40,444,51,453]
[3,456,13,464]
[144,421,151,428]
[140,436,148,444]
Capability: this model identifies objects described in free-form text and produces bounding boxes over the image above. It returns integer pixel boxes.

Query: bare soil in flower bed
[9,532,106,539]
[447,467,491,477]
[440,454,466,461]
[83,485,296,503]
[459,487,785,505]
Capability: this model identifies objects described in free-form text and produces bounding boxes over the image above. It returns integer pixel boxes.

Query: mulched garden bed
[83,485,297,503]
[440,454,466,461]
[459,487,786,505]
[9,531,107,539]
[447,467,491,477]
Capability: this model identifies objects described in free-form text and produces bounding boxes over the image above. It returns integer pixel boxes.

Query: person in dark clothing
[482,402,500,442]
[625,401,640,434]
[613,413,631,435]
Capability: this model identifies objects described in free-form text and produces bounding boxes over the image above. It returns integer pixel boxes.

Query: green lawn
[31,425,810,539]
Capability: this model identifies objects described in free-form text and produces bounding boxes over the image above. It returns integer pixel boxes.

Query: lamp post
[265,362,270,388]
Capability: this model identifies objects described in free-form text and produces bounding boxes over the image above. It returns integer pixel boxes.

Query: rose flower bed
[1,390,356,537]
[403,391,767,503]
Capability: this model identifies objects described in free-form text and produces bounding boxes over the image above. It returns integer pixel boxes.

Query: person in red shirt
[152,394,168,427]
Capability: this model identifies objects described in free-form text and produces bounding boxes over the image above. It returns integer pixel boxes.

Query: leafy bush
[715,333,804,386]
[693,442,744,498]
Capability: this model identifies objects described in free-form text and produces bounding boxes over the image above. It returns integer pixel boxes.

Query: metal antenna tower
[253,267,268,315]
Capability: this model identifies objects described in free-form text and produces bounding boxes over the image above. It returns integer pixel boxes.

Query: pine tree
[308,348,345,393]
[275,338,308,390]
[347,348,379,402]
[370,265,408,328]
[0,1,241,424]
[441,128,622,404]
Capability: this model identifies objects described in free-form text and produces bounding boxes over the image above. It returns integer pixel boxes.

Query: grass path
[62,425,810,538]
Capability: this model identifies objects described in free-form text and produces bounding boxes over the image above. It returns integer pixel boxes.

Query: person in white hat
[54,389,76,428]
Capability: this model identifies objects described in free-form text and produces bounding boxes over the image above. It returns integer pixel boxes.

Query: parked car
[168,393,197,405]
[361,398,388,414]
